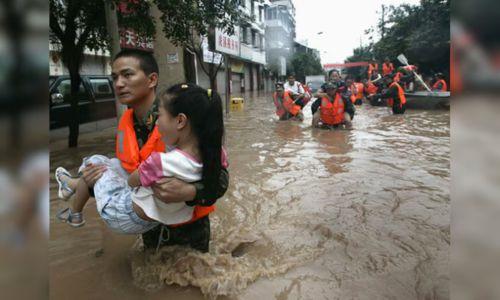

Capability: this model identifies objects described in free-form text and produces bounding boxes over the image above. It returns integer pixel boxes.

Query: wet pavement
[50,91,449,299]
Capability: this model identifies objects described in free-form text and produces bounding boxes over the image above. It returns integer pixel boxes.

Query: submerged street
[50,91,450,299]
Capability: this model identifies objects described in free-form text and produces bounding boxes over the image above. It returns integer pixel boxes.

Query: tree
[155,0,251,91]
[289,52,324,83]
[49,0,154,147]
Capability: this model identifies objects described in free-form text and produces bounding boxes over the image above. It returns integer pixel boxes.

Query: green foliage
[155,0,250,48]
[289,52,324,83]
[49,0,155,147]
[50,0,155,58]
[346,0,450,77]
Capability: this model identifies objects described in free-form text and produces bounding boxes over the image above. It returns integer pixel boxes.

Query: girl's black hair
[159,83,224,196]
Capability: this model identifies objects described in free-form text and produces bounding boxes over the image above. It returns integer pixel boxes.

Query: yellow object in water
[230,97,244,110]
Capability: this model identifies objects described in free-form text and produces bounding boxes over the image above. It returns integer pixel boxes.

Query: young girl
[55,83,226,234]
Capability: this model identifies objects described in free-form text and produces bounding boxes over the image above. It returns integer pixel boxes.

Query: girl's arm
[128,169,141,187]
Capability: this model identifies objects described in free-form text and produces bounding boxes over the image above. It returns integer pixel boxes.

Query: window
[52,79,89,105]
[252,31,257,47]
[89,78,114,99]
[241,26,248,44]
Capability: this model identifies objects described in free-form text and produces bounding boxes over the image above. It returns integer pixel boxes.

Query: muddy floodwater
[50,92,450,299]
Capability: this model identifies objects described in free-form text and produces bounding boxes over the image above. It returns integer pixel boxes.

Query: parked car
[49,75,117,129]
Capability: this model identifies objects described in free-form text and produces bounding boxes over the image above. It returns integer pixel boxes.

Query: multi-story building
[265,0,296,78]
[294,41,321,60]
[194,0,271,94]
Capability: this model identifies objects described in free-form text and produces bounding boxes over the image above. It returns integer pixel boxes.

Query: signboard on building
[215,27,240,56]
[202,37,223,64]
[119,28,154,52]
[167,53,179,64]
[117,1,154,51]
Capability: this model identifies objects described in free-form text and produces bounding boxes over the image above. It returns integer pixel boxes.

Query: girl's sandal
[55,167,76,200]
[56,207,86,228]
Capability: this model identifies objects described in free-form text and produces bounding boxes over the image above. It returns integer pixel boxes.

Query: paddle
[397,54,432,92]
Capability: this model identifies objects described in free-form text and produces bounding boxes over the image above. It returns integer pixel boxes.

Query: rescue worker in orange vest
[364,78,384,106]
[363,79,378,96]
[346,78,357,104]
[312,82,354,129]
[368,75,407,114]
[353,76,365,105]
[382,57,395,76]
[284,74,308,109]
[312,71,355,119]
[393,66,416,91]
[432,73,448,91]
[273,82,304,121]
[367,60,379,79]
[81,49,229,252]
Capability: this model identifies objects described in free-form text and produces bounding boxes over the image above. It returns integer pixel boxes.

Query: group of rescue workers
[273,57,448,129]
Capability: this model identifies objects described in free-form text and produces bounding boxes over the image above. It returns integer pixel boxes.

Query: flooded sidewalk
[50,92,450,299]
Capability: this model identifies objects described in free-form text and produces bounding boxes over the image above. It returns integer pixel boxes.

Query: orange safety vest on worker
[273,91,301,117]
[354,82,364,99]
[349,84,357,103]
[432,79,448,92]
[301,83,312,105]
[387,82,407,108]
[393,72,403,82]
[382,62,394,76]
[365,81,378,95]
[116,108,215,225]
[367,63,378,78]
[320,93,345,125]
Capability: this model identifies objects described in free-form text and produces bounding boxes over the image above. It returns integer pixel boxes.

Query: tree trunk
[68,62,82,148]
[104,1,125,121]
[209,63,217,91]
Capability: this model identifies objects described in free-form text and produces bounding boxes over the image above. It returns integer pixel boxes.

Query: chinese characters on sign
[215,28,240,56]
[119,29,154,52]
[201,37,222,64]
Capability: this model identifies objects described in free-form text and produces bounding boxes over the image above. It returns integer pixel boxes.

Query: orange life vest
[366,81,378,95]
[393,72,403,82]
[382,62,394,76]
[274,91,300,116]
[387,82,406,108]
[320,94,345,125]
[116,109,165,173]
[116,108,215,226]
[349,84,357,103]
[354,82,364,99]
[432,79,448,92]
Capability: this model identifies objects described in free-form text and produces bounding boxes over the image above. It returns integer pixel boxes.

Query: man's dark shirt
[374,84,401,104]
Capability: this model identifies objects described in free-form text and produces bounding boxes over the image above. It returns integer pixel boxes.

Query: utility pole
[104,1,126,121]
[224,54,231,116]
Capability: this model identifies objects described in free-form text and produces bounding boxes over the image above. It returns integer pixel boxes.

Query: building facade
[265,0,296,79]
[192,0,271,95]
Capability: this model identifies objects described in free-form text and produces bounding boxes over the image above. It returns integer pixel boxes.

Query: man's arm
[313,88,326,98]
[186,168,229,206]
[152,167,229,206]
[370,85,398,100]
